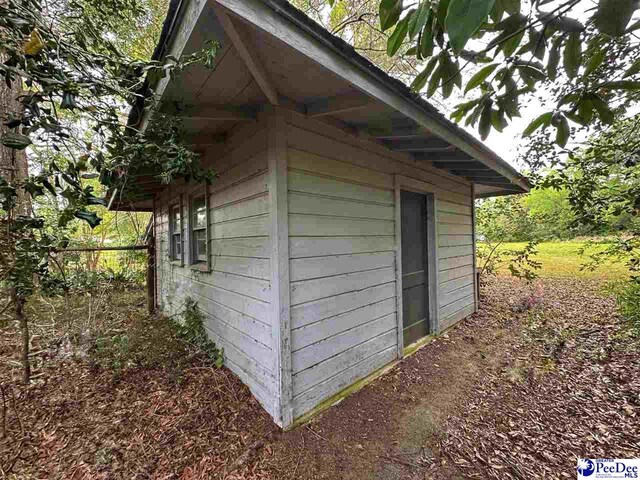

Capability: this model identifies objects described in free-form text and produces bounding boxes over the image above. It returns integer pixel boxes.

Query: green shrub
[90,298,223,372]
[615,280,640,336]
[170,298,223,367]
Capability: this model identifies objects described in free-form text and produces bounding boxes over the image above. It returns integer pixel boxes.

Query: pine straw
[0,288,279,479]
[1,361,279,478]
[1,278,639,479]
[441,278,640,479]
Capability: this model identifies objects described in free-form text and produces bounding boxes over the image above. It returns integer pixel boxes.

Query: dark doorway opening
[400,190,435,346]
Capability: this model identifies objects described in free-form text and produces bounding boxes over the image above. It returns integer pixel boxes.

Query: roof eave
[224,0,529,192]
[132,0,530,194]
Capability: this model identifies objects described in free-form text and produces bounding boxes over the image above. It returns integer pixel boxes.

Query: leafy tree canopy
[0,0,216,298]
[365,0,640,153]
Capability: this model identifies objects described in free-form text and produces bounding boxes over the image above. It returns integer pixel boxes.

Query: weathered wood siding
[153,109,478,425]
[286,145,397,419]
[154,120,277,417]
[283,110,476,418]
[437,200,476,330]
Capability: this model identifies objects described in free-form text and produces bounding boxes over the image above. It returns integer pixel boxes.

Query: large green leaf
[545,16,584,33]
[411,56,439,91]
[583,48,606,77]
[591,95,615,124]
[515,62,546,81]
[501,30,525,56]
[441,55,458,98]
[408,2,430,40]
[436,0,451,28]
[387,15,410,55]
[451,98,480,123]
[445,0,496,52]
[494,12,526,31]
[380,0,403,31]
[489,0,504,22]
[563,32,582,79]
[547,36,563,81]
[1,132,32,150]
[502,0,520,15]
[528,29,546,60]
[523,112,553,136]
[464,63,498,93]
[74,210,102,228]
[419,10,435,57]
[491,108,508,132]
[594,0,636,37]
[576,98,594,125]
[623,58,640,78]
[426,56,444,97]
[597,80,640,90]
[478,102,492,139]
[555,115,570,147]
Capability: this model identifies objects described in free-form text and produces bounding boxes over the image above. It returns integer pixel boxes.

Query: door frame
[394,175,440,357]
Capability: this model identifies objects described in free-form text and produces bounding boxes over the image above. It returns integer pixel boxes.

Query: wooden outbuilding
[121,0,530,428]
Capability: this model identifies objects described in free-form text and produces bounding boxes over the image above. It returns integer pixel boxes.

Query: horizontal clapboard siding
[154,123,277,417]
[285,110,478,418]
[287,133,398,416]
[437,189,475,330]
[154,109,480,426]
[292,346,397,418]
[290,236,394,258]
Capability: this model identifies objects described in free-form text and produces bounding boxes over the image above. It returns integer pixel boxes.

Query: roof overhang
[118,0,529,209]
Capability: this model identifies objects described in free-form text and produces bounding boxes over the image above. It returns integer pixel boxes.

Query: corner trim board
[393,176,403,358]
[267,108,293,427]
[471,183,478,313]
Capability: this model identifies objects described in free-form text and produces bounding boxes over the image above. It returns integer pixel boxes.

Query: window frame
[188,186,210,271]
[168,197,184,265]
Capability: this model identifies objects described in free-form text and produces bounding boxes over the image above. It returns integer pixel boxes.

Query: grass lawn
[487,241,629,279]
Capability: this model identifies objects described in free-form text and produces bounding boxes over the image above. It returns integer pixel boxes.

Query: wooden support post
[216,7,279,105]
[267,108,293,427]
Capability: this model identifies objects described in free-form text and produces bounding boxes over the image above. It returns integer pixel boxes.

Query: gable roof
[122,0,529,210]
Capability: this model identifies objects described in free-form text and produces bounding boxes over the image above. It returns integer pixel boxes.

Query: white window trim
[188,185,211,271]
[169,195,184,266]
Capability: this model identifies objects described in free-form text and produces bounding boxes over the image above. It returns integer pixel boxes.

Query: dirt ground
[1,277,638,479]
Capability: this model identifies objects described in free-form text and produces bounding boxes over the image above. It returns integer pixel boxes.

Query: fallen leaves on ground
[442,278,640,479]
[1,277,638,479]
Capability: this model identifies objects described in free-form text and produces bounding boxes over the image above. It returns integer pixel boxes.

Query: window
[169,203,182,261]
[191,194,207,264]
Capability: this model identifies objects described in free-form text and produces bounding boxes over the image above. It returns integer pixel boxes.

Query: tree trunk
[2,24,32,383]
[11,288,30,384]
[0,65,29,214]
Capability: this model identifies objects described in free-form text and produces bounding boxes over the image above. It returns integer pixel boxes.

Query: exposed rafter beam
[452,171,507,178]
[182,132,227,146]
[384,137,452,152]
[216,8,279,105]
[472,179,519,187]
[305,92,375,117]
[160,104,256,122]
[139,0,210,130]
[476,188,523,198]
[161,103,256,122]
[414,151,474,162]
[433,162,490,170]
[365,124,430,139]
